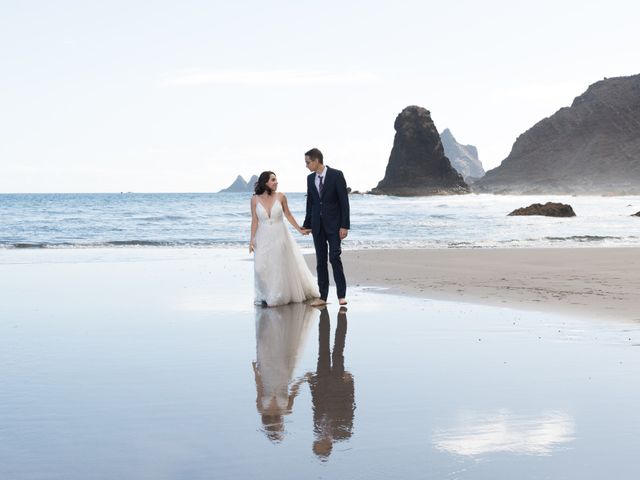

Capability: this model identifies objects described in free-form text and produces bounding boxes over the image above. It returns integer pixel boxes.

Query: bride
[250,171,320,306]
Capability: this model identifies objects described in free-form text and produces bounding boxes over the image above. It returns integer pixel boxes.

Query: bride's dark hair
[254,171,276,195]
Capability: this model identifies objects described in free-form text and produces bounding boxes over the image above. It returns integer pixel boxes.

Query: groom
[303,148,350,306]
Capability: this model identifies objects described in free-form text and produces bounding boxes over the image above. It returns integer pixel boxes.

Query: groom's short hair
[305,148,323,164]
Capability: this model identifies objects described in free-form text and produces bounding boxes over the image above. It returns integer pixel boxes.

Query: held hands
[296,227,346,238]
[249,240,255,253]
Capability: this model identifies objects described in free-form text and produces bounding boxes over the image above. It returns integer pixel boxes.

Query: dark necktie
[318,175,324,195]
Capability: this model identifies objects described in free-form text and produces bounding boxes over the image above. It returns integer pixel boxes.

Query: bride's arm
[280,193,308,234]
[249,196,258,253]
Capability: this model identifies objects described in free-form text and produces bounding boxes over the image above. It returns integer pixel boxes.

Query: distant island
[474,73,640,195]
[219,175,258,193]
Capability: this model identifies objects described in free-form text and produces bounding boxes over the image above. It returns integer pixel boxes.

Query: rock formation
[632,211,640,217]
[440,128,485,182]
[219,175,258,193]
[247,175,258,190]
[475,74,640,194]
[508,202,576,217]
[370,106,469,196]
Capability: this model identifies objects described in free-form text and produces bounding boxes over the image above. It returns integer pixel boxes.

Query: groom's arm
[303,177,312,229]
[337,171,350,230]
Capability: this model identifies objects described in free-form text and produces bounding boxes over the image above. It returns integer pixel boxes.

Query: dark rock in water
[508,202,576,217]
[475,74,640,195]
[370,106,469,196]
[220,175,257,193]
[632,211,640,216]
[440,128,485,181]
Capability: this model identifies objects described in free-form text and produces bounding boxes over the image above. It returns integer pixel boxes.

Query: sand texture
[310,248,640,321]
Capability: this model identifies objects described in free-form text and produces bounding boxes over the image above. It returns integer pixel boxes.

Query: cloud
[432,409,575,456]
[160,69,378,87]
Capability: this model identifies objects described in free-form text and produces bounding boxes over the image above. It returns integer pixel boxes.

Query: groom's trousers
[313,226,347,300]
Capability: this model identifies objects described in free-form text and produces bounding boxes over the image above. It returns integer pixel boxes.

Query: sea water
[1,193,639,249]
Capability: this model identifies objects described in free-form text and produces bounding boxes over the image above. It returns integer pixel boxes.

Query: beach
[333,247,640,321]
[4,1,640,476]
[2,247,640,479]
[3,196,640,478]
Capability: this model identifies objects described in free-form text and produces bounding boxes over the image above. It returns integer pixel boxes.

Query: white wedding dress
[254,304,314,412]
[254,197,320,306]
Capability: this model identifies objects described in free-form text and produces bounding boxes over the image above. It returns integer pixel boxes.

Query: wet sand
[327,248,640,322]
[2,248,640,479]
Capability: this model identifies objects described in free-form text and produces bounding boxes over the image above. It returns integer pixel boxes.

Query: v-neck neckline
[256,197,279,219]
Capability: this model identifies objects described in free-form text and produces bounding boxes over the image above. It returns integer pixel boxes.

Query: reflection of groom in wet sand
[307,307,355,459]
[303,148,350,306]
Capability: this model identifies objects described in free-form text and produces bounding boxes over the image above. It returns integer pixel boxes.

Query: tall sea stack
[370,106,469,196]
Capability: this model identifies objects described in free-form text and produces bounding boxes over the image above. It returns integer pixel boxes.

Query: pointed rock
[220,175,248,193]
[440,128,485,182]
[247,175,259,191]
[370,106,469,196]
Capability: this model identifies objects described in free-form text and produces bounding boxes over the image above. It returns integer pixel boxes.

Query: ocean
[0,193,638,250]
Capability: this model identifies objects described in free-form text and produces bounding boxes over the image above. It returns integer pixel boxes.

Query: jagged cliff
[475,74,640,194]
[370,106,469,196]
[440,128,485,182]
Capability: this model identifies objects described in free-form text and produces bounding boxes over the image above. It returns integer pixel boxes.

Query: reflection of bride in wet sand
[253,304,356,456]
[253,303,315,442]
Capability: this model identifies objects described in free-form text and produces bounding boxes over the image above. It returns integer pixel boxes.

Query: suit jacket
[303,166,350,235]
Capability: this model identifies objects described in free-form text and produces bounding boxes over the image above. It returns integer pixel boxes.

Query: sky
[1,0,638,193]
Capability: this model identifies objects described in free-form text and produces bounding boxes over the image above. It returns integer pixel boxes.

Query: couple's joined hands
[297,227,348,239]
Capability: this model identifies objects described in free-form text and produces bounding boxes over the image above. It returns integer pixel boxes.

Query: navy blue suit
[303,167,350,300]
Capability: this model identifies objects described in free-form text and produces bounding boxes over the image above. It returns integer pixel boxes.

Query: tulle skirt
[254,221,320,306]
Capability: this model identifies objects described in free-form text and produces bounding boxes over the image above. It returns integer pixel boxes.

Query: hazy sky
[1,0,638,193]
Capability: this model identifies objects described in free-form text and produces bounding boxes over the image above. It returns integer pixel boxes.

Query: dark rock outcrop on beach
[474,74,640,194]
[508,202,576,217]
[370,106,470,196]
[633,211,640,216]
[440,128,485,181]
[219,175,258,193]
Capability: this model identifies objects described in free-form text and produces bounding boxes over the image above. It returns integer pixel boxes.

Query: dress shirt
[315,166,327,194]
